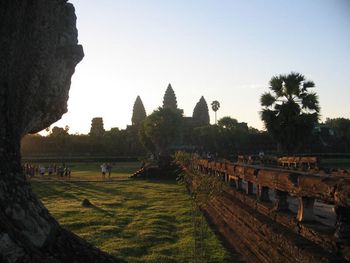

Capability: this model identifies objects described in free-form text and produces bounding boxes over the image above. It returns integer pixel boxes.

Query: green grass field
[31,162,234,262]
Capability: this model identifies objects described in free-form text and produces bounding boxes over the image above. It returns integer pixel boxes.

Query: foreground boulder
[0,1,120,262]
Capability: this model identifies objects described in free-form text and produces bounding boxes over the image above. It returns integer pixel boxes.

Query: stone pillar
[236,178,243,191]
[229,177,236,187]
[273,190,289,211]
[257,185,270,202]
[246,182,254,195]
[297,197,315,222]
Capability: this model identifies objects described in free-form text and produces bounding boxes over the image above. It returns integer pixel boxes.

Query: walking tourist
[106,163,112,181]
[39,165,45,176]
[101,163,107,180]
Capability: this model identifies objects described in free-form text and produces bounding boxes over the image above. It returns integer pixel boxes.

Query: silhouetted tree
[140,107,182,158]
[193,96,210,126]
[217,117,249,155]
[326,118,350,139]
[193,125,221,153]
[211,100,220,124]
[218,117,249,133]
[139,124,156,156]
[131,95,146,127]
[218,117,238,130]
[192,116,272,157]
[163,83,178,110]
[260,72,320,153]
[49,125,69,137]
[89,117,105,137]
[325,118,350,151]
[21,124,150,157]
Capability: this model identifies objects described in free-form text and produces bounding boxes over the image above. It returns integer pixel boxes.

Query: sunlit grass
[31,163,233,262]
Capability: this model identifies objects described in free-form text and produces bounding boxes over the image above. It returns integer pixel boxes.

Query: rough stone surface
[188,176,341,263]
[0,1,84,136]
[0,233,25,263]
[0,1,121,262]
[191,159,350,262]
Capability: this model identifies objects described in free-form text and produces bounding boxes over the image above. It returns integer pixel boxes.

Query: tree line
[21,76,350,159]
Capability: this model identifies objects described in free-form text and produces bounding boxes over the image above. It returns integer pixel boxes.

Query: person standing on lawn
[106,163,112,181]
[101,163,107,180]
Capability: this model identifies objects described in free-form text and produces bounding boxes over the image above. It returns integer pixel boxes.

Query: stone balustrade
[191,158,350,262]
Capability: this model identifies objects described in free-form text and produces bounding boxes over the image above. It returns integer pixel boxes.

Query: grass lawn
[31,162,234,262]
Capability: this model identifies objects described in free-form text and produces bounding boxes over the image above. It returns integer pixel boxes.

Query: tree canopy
[140,107,183,157]
[325,118,350,151]
[217,117,238,130]
[131,95,147,127]
[260,72,320,152]
[163,83,178,110]
[49,125,69,137]
[325,118,350,139]
[191,116,268,157]
[193,96,210,126]
[211,100,220,124]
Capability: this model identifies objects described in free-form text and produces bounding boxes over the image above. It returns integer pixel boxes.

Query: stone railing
[277,156,319,169]
[192,159,350,262]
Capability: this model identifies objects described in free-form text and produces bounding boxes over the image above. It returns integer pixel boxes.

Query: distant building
[131,95,146,127]
[89,117,105,137]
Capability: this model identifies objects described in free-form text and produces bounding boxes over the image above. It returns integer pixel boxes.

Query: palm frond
[211,100,220,111]
[299,92,307,99]
[302,81,315,91]
[284,72,304,97]
[301,92,320,112]
[269,76,284,96]
[260,92,276,107]
[291,72,305,83]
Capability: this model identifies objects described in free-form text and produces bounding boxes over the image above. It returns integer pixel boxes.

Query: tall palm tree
[260,72,320,152]
[211,100,220,125]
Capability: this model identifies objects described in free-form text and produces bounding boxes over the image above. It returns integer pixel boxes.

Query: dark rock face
[0,0,84,136]
[0,1,120,262]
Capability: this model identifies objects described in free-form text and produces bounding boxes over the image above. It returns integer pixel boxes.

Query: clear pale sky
[51,0,350,134]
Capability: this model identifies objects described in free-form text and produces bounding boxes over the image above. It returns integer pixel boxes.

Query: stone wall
[189,159,350,262]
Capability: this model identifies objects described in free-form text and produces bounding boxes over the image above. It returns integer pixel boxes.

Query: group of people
[23,163,71,178]
[201,152,217,161]
[100,163,112,180]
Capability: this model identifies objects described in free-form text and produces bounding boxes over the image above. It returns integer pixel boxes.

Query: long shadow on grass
[83,201,115,218]
[31,182,83,202]
[33,181,125,207]
[74,181,144,199]
[56,181,130,201]
[145,179,178,185]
